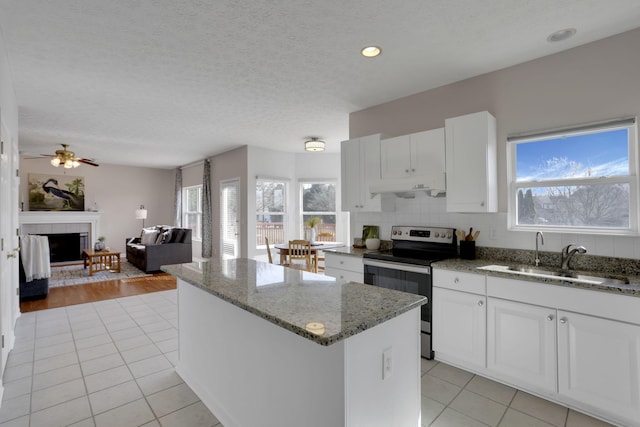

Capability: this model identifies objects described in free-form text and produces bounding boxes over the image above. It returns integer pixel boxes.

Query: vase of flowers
[305,217,322,244]
[363,225,380,250]
[94,236,106,251]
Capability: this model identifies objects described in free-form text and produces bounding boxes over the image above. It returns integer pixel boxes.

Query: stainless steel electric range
[362,225,458,359]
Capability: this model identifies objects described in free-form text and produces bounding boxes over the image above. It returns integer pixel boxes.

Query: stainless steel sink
[506,265,629,285]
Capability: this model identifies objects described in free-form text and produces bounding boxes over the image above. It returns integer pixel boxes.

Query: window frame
[507,118,639,235]
[256,178,288,248]
[183,184,203,241]
[299,180,337,238]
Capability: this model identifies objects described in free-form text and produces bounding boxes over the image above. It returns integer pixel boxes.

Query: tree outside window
[301,182,336,240]
[183,185,203,240]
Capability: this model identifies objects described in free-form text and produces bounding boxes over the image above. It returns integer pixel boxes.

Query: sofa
[126,226,193,273]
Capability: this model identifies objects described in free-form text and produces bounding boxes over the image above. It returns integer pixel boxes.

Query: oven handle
[363,259,431,275]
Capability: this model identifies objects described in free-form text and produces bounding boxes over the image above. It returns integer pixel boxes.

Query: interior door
[0,119,18,373]
[220,179,240,259]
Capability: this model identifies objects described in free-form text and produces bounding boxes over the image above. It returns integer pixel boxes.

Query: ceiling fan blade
[78,158,99,167]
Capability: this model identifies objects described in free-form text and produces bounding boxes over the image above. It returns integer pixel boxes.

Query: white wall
[19,158,175,254]
[349,28,640,259]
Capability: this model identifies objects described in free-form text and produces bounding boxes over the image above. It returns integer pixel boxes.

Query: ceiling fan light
[304,138,325,152]
[51,157,61,167]
[64,159,73,168]
[72,160,80,168]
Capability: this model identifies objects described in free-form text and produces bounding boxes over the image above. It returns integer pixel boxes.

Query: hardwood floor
[20,272,177,312]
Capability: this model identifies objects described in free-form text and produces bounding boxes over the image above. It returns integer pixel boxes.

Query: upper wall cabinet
[380,128,445,180]
[341,134,394,212]
[445,111,497,212]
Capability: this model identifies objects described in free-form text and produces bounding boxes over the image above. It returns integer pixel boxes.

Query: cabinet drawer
[324,253,363,273]
[324,267,364,283]
[433,269,485,294]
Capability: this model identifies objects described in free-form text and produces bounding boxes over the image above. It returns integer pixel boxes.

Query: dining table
[274,242,344,272]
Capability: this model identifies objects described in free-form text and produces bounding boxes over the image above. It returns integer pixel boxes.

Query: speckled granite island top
[163,258,426,346]
[433,257,640,297]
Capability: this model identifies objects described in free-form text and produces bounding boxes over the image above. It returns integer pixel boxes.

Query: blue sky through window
[515,128,629,181]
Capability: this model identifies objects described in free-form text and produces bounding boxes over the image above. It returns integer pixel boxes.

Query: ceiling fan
[42,144,99,168]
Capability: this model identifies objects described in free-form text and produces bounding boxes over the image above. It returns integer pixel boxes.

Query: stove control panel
[390,226,456,244]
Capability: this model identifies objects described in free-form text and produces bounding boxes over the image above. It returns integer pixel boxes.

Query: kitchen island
[163,258,427,427]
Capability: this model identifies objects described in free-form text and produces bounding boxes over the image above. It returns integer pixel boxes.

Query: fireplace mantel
[19,211,101,242]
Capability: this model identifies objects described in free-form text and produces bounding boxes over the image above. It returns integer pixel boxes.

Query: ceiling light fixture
[547,28,576,43]
[304,137,325,152]
[48,144,97,168]
[361,46,381,58]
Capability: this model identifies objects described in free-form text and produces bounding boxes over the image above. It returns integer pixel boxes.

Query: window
[508,118,638,234]
[301,182,336,240]
[256,179,287,246]
[183,185,203,240]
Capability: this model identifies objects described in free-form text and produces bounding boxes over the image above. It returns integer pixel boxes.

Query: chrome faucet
[561,244,587,270]
[535,231,544,267]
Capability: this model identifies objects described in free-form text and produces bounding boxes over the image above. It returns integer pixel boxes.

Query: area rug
[49,262,152,287]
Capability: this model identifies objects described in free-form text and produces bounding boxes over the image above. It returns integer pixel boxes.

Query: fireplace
[19,211,101,263]
[41,232,89,262]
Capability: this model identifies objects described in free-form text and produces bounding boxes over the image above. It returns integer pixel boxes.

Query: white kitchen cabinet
[324,252,363,283]
[445,111,497,212]
[341,134,393,212]
[380,128,445,180]
[432,286,486,369]
[558,310,640,425]
[487,298,557,394]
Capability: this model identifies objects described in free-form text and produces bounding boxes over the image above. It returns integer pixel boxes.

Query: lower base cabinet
[432,287,486,369]
[558,310,640,423]
[433,269,640,426]
[324,252,364,283]
[487,298,557,394]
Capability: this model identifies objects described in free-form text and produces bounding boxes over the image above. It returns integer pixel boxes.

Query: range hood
[369,173,446,198]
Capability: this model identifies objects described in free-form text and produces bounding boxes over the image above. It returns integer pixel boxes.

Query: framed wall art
[28,173,85,211]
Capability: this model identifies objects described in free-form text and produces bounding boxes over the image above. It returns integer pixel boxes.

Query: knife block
[459,240,476,260]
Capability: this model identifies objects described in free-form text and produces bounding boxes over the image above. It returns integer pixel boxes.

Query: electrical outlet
[382,347,392,380]
[490,227,497,240]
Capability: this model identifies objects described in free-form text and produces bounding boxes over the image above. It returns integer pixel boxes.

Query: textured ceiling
[2,0,640,168]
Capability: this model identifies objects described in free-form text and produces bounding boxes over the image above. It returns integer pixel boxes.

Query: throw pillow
[157,229,171,245]
[141,229,160,245]
[173,229,186,243]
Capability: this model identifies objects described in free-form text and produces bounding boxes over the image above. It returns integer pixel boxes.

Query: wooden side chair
[287,239,315,272]
[265,237,274,264]
[315,231,335,271]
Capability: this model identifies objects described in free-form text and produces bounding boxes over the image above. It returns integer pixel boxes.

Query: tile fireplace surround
[19,211,100,243]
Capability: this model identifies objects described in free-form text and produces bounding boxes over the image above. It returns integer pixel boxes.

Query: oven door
[363,259,433,359]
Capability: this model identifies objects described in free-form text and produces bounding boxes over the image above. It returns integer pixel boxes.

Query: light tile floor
[0,290,617,427]
[0,290,221,427]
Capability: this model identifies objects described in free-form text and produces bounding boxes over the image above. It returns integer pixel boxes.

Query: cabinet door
[380,135,411,179]
[445,111,497,212]
[360,134,383,212]
[411,128,445,178]
[558,310,640,424]
[487,298,557,393]
[341,139,362,211]
[432,287,486,369]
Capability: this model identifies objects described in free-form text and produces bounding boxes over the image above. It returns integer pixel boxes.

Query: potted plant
[304,217,322,243]
[363,225,380,250]
[94,236,106,251]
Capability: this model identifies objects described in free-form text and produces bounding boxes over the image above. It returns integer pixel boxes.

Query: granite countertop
[163,258,426,346]
[433,257,640,297]
[322,246,376,257]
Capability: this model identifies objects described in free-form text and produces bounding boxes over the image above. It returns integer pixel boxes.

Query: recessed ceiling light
[547,28,576,43]
[361,46,382,58]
